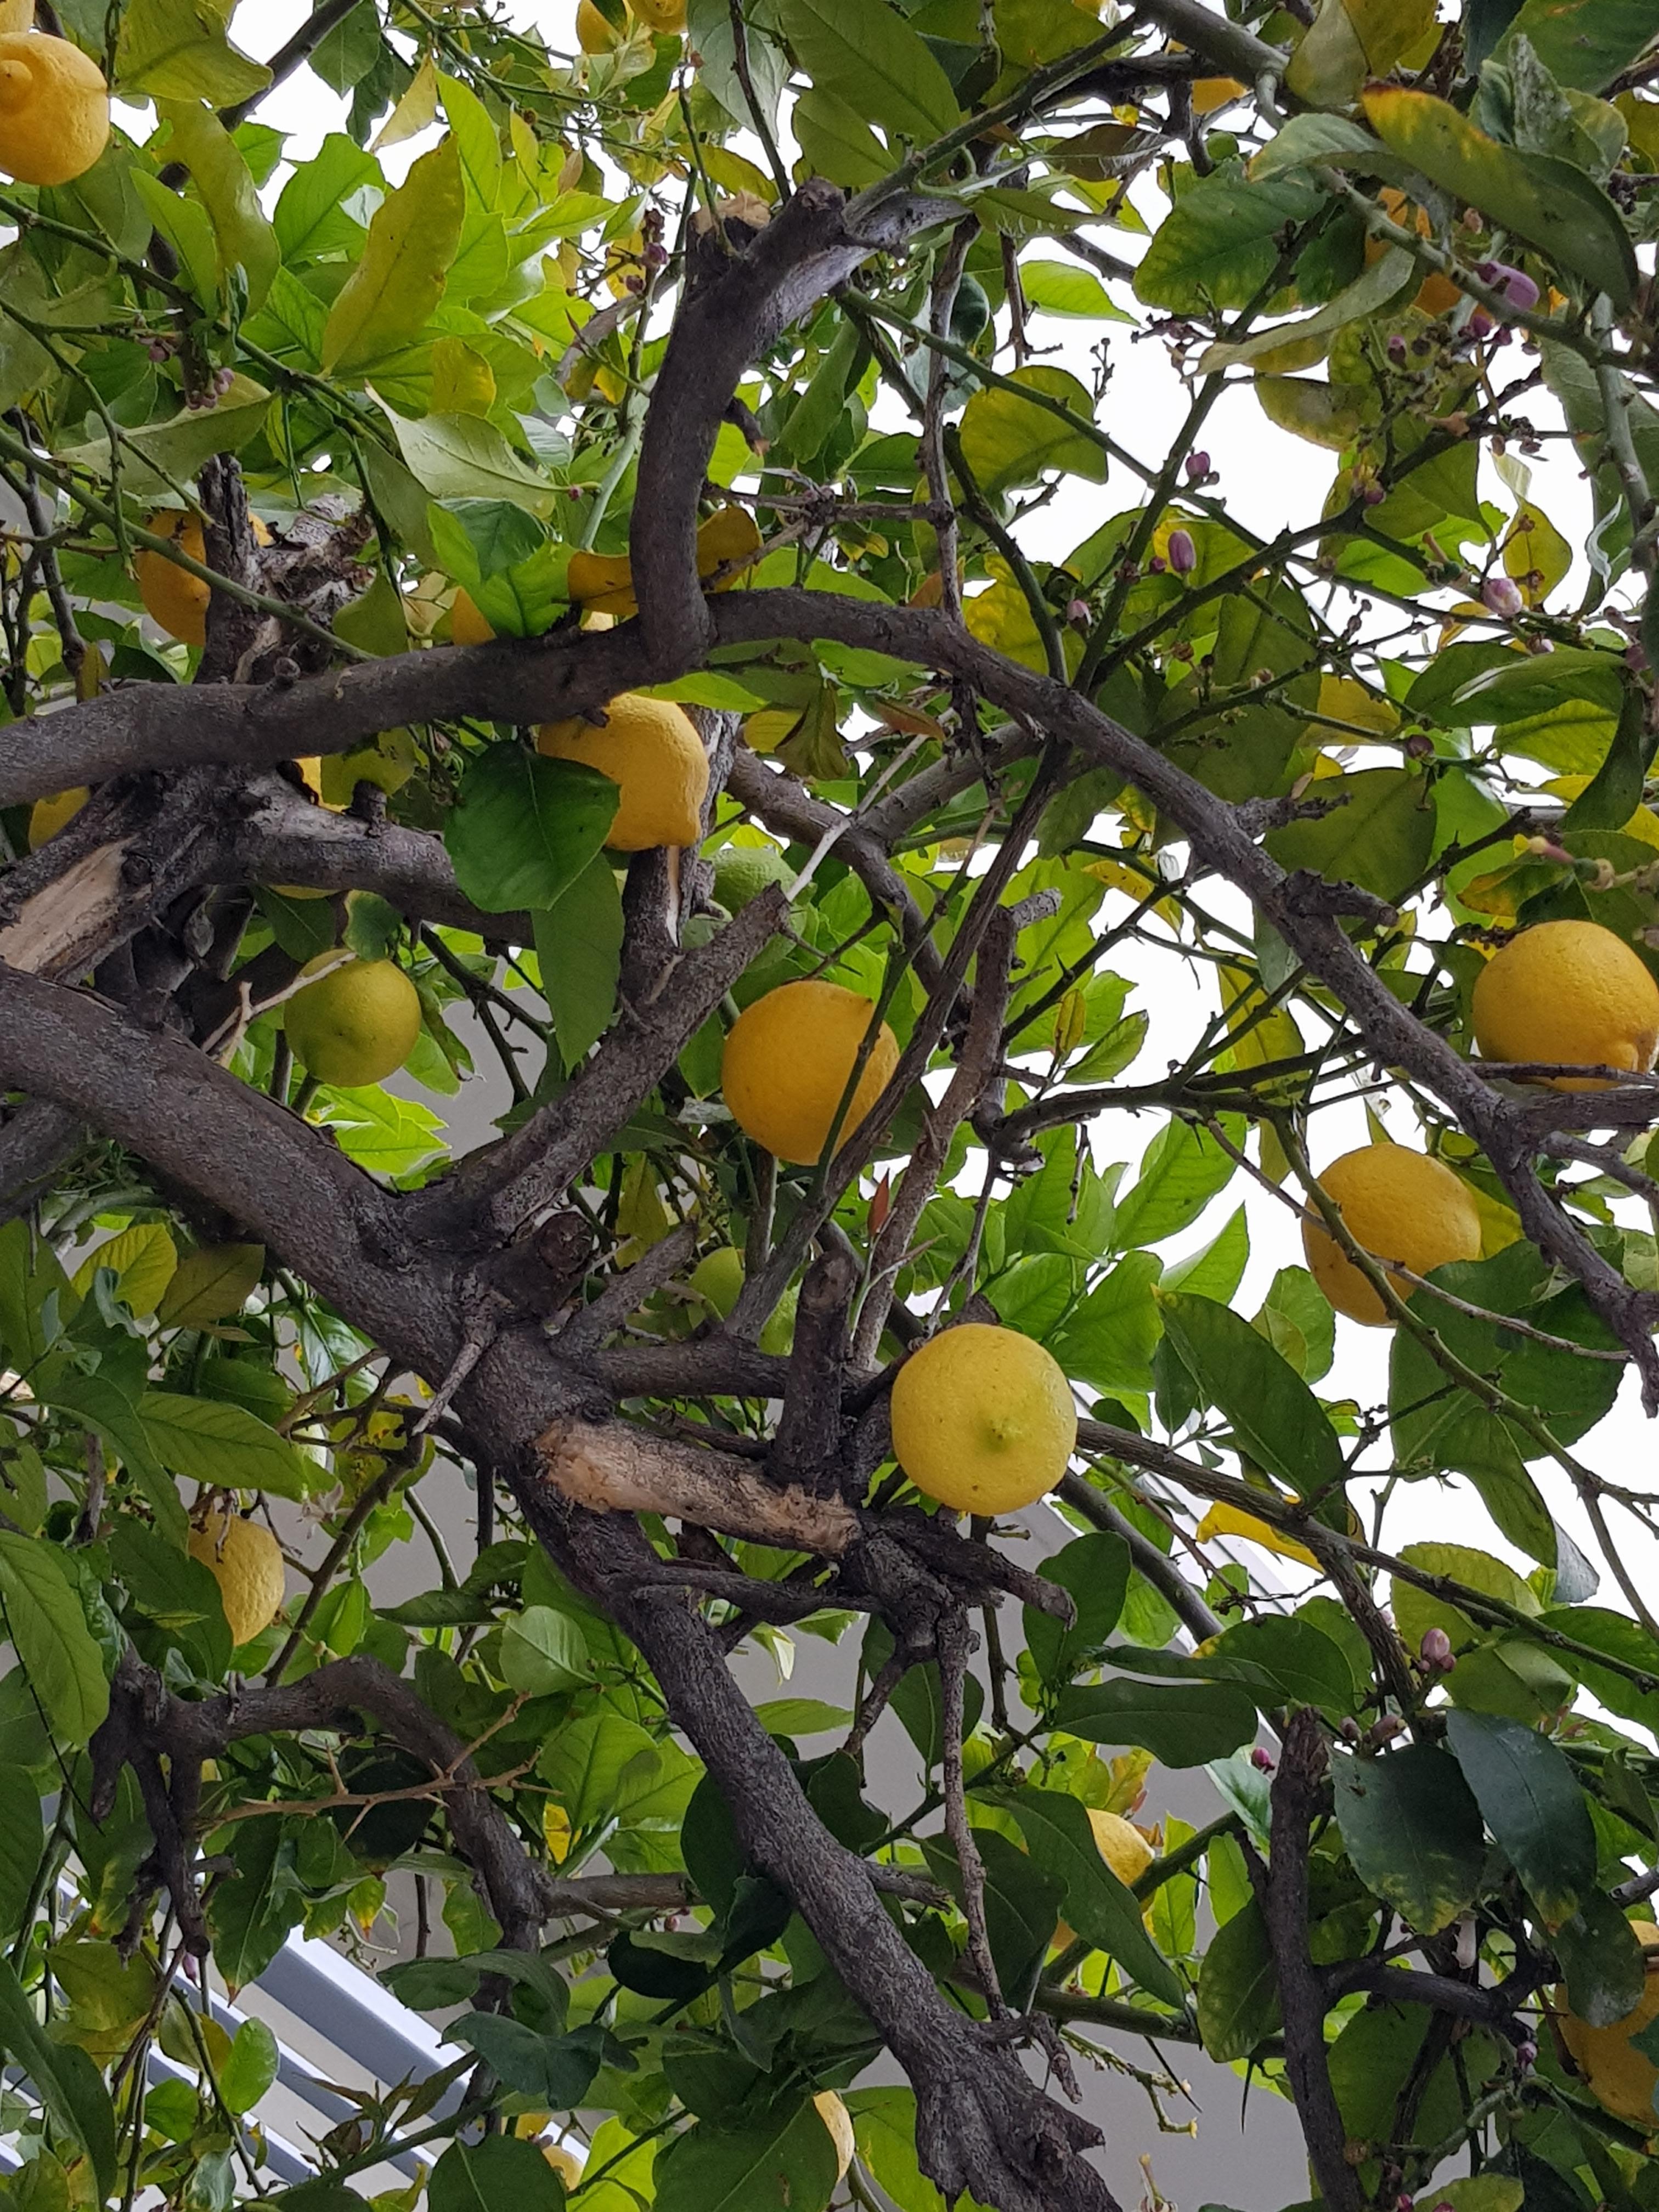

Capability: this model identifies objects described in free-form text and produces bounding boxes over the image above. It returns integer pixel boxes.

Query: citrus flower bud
[1482,574,1523,618]
[1420,1626,1454,1669]
[1167,528,1197,575]
[1249,1745,1274,1772]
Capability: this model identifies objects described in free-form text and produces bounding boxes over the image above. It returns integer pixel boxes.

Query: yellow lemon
[813,2091,854,2183]
[575,0,620,52]
[136,510,270,648]
[1559,1923,1659,2129]
[567,548,636,617]
[283,956,421,1088]
[889,1323,1076,1516]
[1472,918,1659,1091]
[0,31,108,186]
[721,980,898,1165]
[188,1511,286,1646]
[542,2143,583,2187]
[28,787,88,848]
[634,0,686,26]
[696,504,762,585]
[537,693,708,851]
[1302,1146,1481,1326]
[449,588,495,645]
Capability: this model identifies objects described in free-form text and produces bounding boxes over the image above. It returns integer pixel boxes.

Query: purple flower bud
[1167,528,1197,576]
[1363,479,1387,507]
[1250,1746,1275,1773]
[1340,1716,1361,1742]
[1066,597,1090,629]
[1386,333,1407,365]
[1482,574,1524,618]
[1148,555,1166,574]
[1404,730,1434,760]
[644,241,669,270]
[1183,450,1210,481]
[1468,307,1494,340]
[1515,2041,1537,2071]
[1371,1714,1404,1745]
[1420,1626,1454,1669]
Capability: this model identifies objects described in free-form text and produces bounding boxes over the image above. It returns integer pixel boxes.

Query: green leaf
[58,375,272,498]
[656,2099,838,2212]
[996,1786,1184,2004]
[792,86,891,187]
[0,1765,42,1943]
[1196,1897,1280,2060]
[273,134,378,263]
[207,1817,301,1991]
[956,366,1107,495]
[847,2090,949,2212]
[1024,1531,1129,1686]
[157,100,279,311]
[1155,1289,1346,1498]
[498,1607,590,1695]
[323,137,466,376]
[774,0,960,144]
[443,2017,603,2107]
[1494,0,1658,91]
[1208,1616,1359,1718]
[430,499,546,583]
[1056,1678,1257,1767]
[1135,173,1322,313]
[1554,1891,1646,2029]
[429,2136,567,2212]
[0,1963,115,2196]
[447,747,618,915]
[1361,86,1635,308]
[1536,1604,1659,1728]
[1330,1743,1486,1934]
[133,171,221,306]
[138,1392,315,1500]
[1018,259,1131,320]
[536,859,624,1072]
[1112,1119,1240,1247]
[1267,768,1435,902]
[219,2018,279,2115]
[1443,1707,1595,1928]
[0,1533,108,1747]
[385,405,556,516]
[539,1711,660,1835]
[115,0,272,103]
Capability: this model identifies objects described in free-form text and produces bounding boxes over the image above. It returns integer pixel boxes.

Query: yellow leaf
[1545,775,1659,851]
[1314,673,1399,737]
[543,1803,573,1863]
[1195,1502,1320,1570]
[1502,503,1571,608]
[73,1222,178,1317]
[373,53,439,148]
[322,137,465,377]
[429,336,497,416]
[1053,987,1088,1061]
[1255,374,1370,449]
[1219,965,1303,1091]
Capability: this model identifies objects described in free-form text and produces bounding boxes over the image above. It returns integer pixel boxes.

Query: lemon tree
[5,4,1659,2211]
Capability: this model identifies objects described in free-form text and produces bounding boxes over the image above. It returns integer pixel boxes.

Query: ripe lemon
[0,32,109,186]
[575,0,621,51]
[449,587,495,645]
[283,956,421,1088]
[1559,1923,1659,2128]
[1367,190,1462,315]
[538,693,708,851]
[713,840,792,911]
[889,1323,1076,1515]
[542,2143,583,2187]
[813,2091,854,2183]
[136,510,270,648]
[1472,918,1659,1091]
[189,1510,286,1646]
[633,0,686,29]
[29,787,88,848]
[1302,1146,1481,1326]
[721,980,899,1165]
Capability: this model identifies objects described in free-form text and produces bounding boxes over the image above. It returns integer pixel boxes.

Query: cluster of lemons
[1305,918,1659,1322]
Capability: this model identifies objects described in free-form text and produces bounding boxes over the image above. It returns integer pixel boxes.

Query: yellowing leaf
[1361,86,1635,309]
[1313,673,1399,737]
[158,100,279,312]
[1286,0,1436,109]
[957,366,1107,496]
[1255,374,1370,449]
[1502,503,1571,608]
[1195,1502,1320,1570]
[429,336,497,416]
[72,1223,178,1317]
[374,54,439,149]
[157,1242,265,1328]
[116,0,272,104]
[323,137,466,378]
